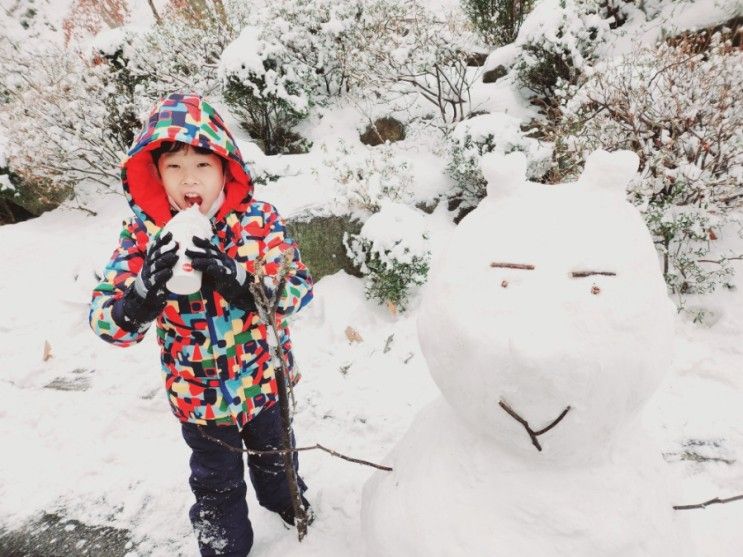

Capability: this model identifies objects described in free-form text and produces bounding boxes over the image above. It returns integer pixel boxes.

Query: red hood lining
[123,142,251,227]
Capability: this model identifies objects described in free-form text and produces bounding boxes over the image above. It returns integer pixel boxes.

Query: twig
[490,262,535,270]
[197,427,392,471]
[249,251,307,540]
[673,494,743,511]
[570,271,617,278]
[498,400,572,452]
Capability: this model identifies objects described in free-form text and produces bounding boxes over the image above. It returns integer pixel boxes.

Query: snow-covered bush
[371,5,481,126]
[321,141,415,219]
[553,33,743,295]
[123,10,241,111]
[514,0,613,111]
[0,36,126,202]
[259,0,406,99]
[447,113,552,212]
[220,25,312,155]
[345,201,431,312]
[461,0,536,46]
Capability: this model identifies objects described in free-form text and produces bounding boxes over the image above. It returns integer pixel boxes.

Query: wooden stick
[498,400,572,452]
[571,271,617,278]
[490,262,535,270]
[197,428,393,472]
[673,494,743,511]
[249,253,308,540]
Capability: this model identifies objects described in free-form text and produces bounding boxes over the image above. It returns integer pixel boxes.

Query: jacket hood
[121,93,253,227]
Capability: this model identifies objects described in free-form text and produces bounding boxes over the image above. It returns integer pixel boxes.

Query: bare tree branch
[673,494,743,511]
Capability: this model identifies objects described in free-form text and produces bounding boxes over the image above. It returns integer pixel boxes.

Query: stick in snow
[673,494,743,511]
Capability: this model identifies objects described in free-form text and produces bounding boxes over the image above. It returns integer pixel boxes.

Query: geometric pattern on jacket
[89,93,313,429]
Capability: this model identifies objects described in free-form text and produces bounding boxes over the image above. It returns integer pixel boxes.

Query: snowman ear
[481,151,527,200]
[579,149,639,195]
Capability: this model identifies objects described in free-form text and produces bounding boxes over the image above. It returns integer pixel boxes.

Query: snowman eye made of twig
[570,271,617,278]
[490,262,535,270]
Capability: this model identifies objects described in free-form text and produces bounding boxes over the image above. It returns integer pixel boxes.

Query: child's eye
[166,164,180,169]
[197,162,211,168]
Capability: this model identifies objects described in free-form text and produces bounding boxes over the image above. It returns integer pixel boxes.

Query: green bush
[461,0,536,46]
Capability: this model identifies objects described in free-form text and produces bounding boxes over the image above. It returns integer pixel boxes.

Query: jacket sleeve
[259,205,313,319]
[89,218,151,346]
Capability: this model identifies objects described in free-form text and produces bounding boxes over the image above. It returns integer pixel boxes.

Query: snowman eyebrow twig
[490,262,535,270]
[571,271,617,278]
[498,400,572,452]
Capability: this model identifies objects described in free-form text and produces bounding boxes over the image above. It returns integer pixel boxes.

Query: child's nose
[181,171,199,185]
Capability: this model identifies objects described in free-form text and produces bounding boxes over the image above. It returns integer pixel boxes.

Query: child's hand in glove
[113,232,178,332]
[185,236,256,311]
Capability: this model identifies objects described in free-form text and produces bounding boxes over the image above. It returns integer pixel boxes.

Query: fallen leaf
[345,326,364,343]
[43,340,53,362]
[386,301,398,316]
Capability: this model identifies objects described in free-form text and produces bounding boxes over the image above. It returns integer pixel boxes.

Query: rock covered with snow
[362,149,691,556]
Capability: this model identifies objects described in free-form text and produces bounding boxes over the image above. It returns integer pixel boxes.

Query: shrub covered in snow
[461,0,536,47]
[322,141,415,219]
[345,201,431,312]
[513,0,613,111]
[371,5,481,125]
[552,33,743,294]
[258,0,405,99]
[446,113,552,212]
[0,35,126,206]
[219,25,312,155]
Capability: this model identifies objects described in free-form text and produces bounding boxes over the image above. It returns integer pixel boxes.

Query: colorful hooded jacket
[89,93,313,429]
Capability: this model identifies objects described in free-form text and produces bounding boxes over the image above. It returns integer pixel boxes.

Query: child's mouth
[184,193,203,208]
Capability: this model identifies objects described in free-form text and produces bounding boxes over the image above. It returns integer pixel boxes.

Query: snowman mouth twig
[498,400,572,452]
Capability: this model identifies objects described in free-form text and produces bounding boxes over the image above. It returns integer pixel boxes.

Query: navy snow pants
[180,403,308,556]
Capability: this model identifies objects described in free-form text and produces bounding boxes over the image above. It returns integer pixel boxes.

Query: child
[89,93,313,556]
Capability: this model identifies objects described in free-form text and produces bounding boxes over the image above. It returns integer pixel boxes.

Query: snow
[355,201,430,266]
[218,27,268,82]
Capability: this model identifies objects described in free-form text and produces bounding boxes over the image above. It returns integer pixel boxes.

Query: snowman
[361,150,692,556]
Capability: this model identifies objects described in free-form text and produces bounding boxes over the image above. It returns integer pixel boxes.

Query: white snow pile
[350,201,430,269]
[362,150,692,556]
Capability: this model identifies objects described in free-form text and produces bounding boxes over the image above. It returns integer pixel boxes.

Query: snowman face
[418,183,675,463]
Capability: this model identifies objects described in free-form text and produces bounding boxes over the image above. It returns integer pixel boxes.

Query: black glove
[185,235,256,312]
[112,231,179,332]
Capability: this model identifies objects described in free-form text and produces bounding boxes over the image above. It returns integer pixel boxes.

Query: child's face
[157,145,225,215]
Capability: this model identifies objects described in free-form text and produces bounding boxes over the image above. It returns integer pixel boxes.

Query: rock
[482,65,508,84]
[286,215,364,281]
[465,52,488,67]
[359,117,406,146]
